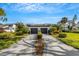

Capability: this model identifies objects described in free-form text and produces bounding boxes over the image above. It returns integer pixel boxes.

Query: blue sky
[0,3,79,24]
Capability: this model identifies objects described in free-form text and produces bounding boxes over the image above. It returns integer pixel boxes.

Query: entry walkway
[0,34,79,56]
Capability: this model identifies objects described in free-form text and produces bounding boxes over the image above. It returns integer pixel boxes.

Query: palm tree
[0,8,7,23]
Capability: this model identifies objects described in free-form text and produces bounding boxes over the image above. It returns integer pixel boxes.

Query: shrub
[71,30,79,33]
[37,32,42,39]
[53,30,60,34]
[49,26,60,34]
[0,39,14,50]
[16,31,23,35]
[0,35,22,50]
[0,32,15,39]
[58,33,67,38]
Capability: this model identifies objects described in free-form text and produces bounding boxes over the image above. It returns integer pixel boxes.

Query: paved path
[0,34,79,56]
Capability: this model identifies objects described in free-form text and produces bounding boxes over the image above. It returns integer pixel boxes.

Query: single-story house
[0,24,16,32]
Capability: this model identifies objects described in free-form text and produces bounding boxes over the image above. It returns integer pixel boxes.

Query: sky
[0,3,79,24]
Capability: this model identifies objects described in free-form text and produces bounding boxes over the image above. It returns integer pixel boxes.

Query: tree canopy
[0,8,7,22]
[61,17,68,24]
[0,8,6,16]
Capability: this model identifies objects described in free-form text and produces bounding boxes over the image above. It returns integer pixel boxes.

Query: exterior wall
[29,27,50,34]
[4,24,16,32]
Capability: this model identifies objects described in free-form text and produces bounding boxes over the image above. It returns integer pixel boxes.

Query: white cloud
[2,3,73,15]
[12,4,44,12]
[6,3,65,14]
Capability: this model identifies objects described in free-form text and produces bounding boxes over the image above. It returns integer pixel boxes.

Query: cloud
[3,3,66,14]
[1,3,79,24]
[2,3,79,14]
[11,3,44,12]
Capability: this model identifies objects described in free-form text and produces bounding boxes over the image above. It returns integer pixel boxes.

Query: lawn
[59,32,79,49]
[64,32,79,40]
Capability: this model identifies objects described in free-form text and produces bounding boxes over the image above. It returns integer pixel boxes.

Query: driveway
[43,34,79,56]
[0,34,79,56]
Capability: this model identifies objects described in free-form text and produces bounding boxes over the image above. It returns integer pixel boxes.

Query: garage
[41,28,48,34]
[31,28,38,34]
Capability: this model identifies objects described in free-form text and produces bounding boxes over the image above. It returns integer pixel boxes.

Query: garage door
[31,28,38,34]
[41,28,48,34]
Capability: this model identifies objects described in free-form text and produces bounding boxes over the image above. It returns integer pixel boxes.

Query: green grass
[64,32,79,40]
[59,32,79,49]
[52,32,79,48]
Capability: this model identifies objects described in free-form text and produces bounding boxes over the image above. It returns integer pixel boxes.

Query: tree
[49,24,60,34]
[0,8,7,23]
[72,14,77,30]
[61,17,68,24]
[51,24,59,30]
[15,22,29,35]
[58,17,68,32]
[73,14,77,22]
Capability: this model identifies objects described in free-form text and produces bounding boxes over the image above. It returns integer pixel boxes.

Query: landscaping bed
[0,32,27,50]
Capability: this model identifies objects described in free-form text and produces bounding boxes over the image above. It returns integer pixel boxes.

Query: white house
[0,24,16,32]
[58,22,69,31]
[76,22,79,28]
[57,20,79,31]
[3,24,16,32]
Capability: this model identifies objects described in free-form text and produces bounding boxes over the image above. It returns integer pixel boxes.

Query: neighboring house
[76,21,79,28]
[0,24,16,32]
[0,25,5,32]
[62,22,69,31]
[58,22,69,31]
[57,20,79,31]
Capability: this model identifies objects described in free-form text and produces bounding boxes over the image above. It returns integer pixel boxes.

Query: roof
[27,24,51,27]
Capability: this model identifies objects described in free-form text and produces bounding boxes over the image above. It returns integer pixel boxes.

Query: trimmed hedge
[58,34,67,38]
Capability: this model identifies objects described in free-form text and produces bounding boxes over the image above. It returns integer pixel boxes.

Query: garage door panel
[31,28,38,34]
[41,28,47,34]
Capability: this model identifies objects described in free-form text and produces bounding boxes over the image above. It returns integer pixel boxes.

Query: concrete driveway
[0,34,79,56]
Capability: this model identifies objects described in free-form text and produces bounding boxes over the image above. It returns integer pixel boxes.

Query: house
[57,20,79,31]
[3,24,16,32]
[57,22,69,31]
[27,24,51,34]
[0,24,16,32]
[76,22,79,28]
[0,24,5,32]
